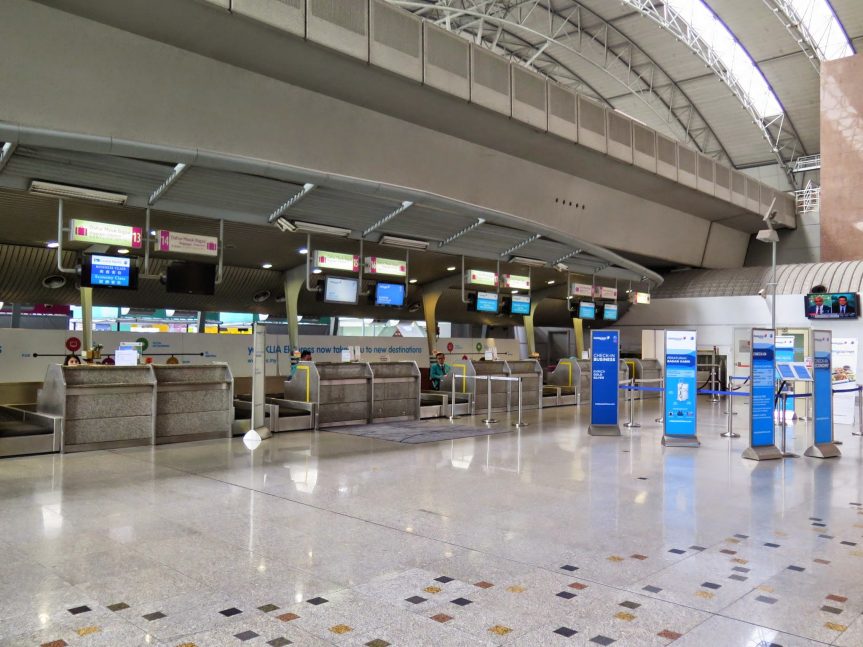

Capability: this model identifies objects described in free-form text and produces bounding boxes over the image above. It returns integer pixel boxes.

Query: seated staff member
[64,354,81,366]
[429,352,451,390]
[290,350,313,378]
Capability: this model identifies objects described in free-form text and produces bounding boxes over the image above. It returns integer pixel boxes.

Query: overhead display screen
[375,282,405,307]
[81,254,137,289]
[476,292,499,313]
[578,302,596,320]
[603,304,618,321]
[804,293,859,319]
[324,276,359,304]
[510,294,530,315]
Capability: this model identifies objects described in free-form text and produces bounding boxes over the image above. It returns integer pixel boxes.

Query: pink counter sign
[157,230,218,256]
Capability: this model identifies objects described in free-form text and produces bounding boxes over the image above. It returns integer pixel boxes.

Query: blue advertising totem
[589,330,621,436]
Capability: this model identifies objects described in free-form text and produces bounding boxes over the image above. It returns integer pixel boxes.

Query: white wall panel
[369,0,422,82]
[232,0,304,36]
[423,21,469,100]
[307,0,368,61]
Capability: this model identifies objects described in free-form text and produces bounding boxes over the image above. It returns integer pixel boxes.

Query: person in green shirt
[290,350,312,378]
[429,352,451,390]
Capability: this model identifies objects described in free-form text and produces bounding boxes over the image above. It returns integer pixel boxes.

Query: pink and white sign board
[158,230,218,256]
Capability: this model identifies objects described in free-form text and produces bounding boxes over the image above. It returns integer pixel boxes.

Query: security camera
[553,262,569,272]
[756,228,779,243]
[757,288,766,298]
[762,210,777,223]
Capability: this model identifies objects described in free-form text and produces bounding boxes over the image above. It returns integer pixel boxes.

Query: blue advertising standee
[589,330,621,436]
[742,328,783,461]
[662,330,700,447]
[805,330,841,458]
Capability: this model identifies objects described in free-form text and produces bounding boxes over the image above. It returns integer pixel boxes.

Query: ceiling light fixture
[547,280,556,285]
[46,241,59,249]
[259,313,269,322]
[292,221,352,237]
[116,248,129,255]
[298,247,308,254]
[510,256,546,267]
[312,268,322,275]
[409,278,418,284]
[262,263,273,269]
[380,235,429,250]
[29,180,128,205]
[446,266,457,271]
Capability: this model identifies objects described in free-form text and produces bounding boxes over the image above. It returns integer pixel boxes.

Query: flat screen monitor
[510,294,530,315]
[805,293,859,319]
[374,282,405,307]
[81,254,138,289]
[166,261,216,295]
[603,304,618,321]
[777,364,796,380]
[476,291,499,313]
[792,364,813,380]
[324,276,359,304]
[578,302,595,320]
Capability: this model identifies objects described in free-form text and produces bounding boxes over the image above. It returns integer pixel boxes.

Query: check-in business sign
[69,219,143,248]
[664,330,697,438]
[590,330,620,427]
[158,230,218,256]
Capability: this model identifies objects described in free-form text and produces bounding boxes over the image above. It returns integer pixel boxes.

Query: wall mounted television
[804,293,859,319]
[166,261,216,295]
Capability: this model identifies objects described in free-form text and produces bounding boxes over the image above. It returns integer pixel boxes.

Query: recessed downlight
[116,248,129,255]
[409,278,418,284]
[46,241,59,249]
[262,263,273,269]
[547,280,556,285]
[298,247,308,255]
[312,268,322,274]
[42,275,66,289]
[446,266,456,271]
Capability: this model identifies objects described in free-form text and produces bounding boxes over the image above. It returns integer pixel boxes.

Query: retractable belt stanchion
[779,390,800,458]
[482,376,497,425]
[513,377,528,428]
[721,375,741,438]
[624,377,641,429]
[448,369,461,421]
[655,377,664,423]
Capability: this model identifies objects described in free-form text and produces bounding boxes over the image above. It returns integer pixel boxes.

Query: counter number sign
[65,337,82,352]
[136,337,149,352]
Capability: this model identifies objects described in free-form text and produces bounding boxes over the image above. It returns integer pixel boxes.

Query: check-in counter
[38,365,156,452]
[473,360,509,413]
[283,362,373,428]
[631,359,663,399]
[428,360,475,418]
[543,357,580,407]
[152,364,233,443]
[505,360,543,410]
[369,362,421,423]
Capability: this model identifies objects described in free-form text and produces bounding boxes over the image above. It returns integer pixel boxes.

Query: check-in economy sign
[158,230,218,256]
[69,219,143,248]
[589,329,620,435]
[663,330,698,442]
[813,330,833,445]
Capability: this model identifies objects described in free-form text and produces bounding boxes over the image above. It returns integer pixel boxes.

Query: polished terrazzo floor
[1,397,862,646]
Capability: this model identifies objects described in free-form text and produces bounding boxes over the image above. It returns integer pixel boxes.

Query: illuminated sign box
[158,230,218,256]
[630,291,651,304]
[69,219,143,248]
[365,256,406,277]
[571,283,593,297]
[594,286,618,300]
[314,250,359,272]
[501,274,530,290]
[466,269,498,287]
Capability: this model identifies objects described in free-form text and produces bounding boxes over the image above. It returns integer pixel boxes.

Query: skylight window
[664,0,784,118]
[785,0,853,61]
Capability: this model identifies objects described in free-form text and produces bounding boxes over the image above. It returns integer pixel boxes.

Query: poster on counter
[589,329,620,435]
[832,337,857,425]
[663,330,697,440]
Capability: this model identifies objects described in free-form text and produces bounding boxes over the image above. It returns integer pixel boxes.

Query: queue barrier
[833,384,863,437]
[446,373,529,427]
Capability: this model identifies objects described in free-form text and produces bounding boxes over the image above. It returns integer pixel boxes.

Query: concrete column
[197,311,206,333]
[10,304,22,329]
[282,265,307,351]
[523,309,536,357]
[80,287,93,350]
